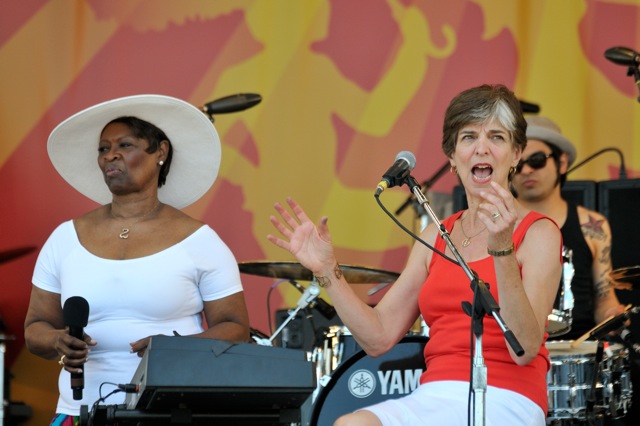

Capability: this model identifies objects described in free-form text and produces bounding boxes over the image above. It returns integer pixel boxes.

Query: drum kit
[239,258,639,426]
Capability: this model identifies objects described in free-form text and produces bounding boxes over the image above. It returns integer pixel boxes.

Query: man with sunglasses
[511,115,625,341]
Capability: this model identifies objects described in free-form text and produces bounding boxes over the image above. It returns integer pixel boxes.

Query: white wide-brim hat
[525,115,577,166]
[47,94,221,209]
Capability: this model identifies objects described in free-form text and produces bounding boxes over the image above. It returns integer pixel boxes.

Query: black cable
[374,194,459,266]
[566,147,627,179]
[88,382,126,426]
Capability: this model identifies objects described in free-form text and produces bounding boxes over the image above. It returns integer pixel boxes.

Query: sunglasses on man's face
[515,152,553,174]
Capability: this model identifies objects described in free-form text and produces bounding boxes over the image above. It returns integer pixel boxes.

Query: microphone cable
[566,146,627,179]
[375,191,459,266]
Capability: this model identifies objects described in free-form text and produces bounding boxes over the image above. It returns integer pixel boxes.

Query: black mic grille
[63,296,89,328]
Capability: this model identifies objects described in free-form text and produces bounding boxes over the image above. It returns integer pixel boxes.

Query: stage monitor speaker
[562,180,597,211]
[598,178,640,314]
[453,180,596,213]
[597,178,640,270]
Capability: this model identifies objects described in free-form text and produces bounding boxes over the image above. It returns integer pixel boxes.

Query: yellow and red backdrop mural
[1,0,639,423]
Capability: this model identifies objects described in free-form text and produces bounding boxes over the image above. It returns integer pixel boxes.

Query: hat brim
[526,125,577,166]
[48,94,221,209]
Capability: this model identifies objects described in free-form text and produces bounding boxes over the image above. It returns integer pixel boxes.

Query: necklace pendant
[462,238,470,247]
[119,228,130,239]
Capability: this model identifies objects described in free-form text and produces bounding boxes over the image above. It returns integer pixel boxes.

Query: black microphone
[201,93,262,116]
[63,296,89,401]
[519,100,540,114]
[604,46,640,66]
[375,151,417,196]
[289,280,337,319]
[589,309,636,341]
[620,328,640,355]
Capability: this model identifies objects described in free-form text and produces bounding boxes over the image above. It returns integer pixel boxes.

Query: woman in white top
[24,95,250,424]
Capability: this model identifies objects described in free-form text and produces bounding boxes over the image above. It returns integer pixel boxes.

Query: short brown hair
[442,84,527,158]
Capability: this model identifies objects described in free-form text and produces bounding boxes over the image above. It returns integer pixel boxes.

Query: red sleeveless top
[419,210,555,413]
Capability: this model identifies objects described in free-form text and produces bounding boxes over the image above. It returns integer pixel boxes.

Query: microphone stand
[404,175,524,426]
[628,63,640,103]
[254,280,321,347]
[395,161,450,220]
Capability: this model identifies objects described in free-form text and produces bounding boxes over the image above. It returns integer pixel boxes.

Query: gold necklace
[110,202,161,239]
[459,213,486,247]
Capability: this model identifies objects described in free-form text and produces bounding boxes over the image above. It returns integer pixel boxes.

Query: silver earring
[158,160,164,166]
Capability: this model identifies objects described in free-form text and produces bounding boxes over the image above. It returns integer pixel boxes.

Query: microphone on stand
[519,100,540,114]
[295,280,321,310]
[604,46,640,103]
[375,151,417,196]
[605,46,640,66]
[201,93,262,121]
[566,147,627,179]
[288,280,337,319]
[620,327,640,356]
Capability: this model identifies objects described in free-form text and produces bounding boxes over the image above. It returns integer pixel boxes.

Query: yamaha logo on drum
[348,369,376,398]
[347,367,424,398]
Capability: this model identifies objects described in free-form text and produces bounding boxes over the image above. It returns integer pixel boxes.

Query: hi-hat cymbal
[610,266,640,290]
[238,261,399,284]
[0,246,37,265]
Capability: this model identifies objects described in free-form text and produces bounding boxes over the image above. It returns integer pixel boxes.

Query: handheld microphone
[604,46,640,66]
[201,93,262,116]
[296,280,321,311]
[63,296,90,401]
[288,280,337,319]
[376,151,417,195]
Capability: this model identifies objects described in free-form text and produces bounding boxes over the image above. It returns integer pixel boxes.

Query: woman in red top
[268,84,561,425]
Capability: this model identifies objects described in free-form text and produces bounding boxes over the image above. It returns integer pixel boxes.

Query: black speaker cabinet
[596,178,640,311]
[597,178,640,270]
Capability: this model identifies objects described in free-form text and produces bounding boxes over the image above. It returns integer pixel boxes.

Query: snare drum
[546,340,632,422]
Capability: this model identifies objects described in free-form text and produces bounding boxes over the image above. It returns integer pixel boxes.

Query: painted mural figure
[23,95,250,424]
[268,84,562,425]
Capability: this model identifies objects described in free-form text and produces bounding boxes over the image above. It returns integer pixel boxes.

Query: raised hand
[267,197,336,274]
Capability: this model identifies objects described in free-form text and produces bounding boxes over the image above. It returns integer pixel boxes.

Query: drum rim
[310,335,429,425]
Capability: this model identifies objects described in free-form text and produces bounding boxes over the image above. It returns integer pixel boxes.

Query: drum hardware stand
[404,175,524,426]
[254,279,322,347]
[586,341,605,424]
[0,334,5,425]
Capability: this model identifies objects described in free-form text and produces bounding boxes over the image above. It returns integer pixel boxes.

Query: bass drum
[310,335,428,426]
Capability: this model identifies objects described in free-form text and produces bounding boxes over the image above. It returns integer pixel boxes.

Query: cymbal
[0,246,37,265]
[610,266,640,290]
[238,261,399,284]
